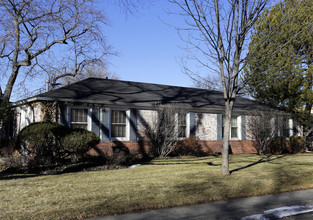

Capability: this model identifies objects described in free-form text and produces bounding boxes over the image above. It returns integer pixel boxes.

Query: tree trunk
[222,102,233,175]
[4,67,20,100]
[4,16,20,100]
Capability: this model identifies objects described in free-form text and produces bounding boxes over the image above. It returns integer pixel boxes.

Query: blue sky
[100,1,194,88]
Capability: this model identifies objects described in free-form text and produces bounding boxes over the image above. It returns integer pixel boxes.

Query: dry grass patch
[1,154,313,219]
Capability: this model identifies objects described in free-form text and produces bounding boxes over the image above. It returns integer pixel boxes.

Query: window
[231,117,238,138]
[111,110,126,138]
[222,116,238,139]
[178,113,187,138]
[71,108,88,129]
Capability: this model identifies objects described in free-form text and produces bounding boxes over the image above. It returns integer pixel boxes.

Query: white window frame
[176,112,189,139]
[68,106,91,131]
[109,109,130,141]
[280,118,293,138]
[223,115,240,140]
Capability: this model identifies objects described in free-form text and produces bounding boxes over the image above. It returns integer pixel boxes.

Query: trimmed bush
[267,136,287,154]
[108,145,133,166]
[17,122,66,167]
[61,128,100,161]
[289,136,305,154]
[17,122,99,168]
[172,135,204,157]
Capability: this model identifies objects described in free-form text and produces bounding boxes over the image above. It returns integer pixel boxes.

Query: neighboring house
[12,78,300,155]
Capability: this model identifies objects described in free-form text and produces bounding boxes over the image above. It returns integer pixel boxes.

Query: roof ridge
[83,77,224,93]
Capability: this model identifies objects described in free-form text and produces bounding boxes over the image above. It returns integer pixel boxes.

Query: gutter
[11,96,289,116]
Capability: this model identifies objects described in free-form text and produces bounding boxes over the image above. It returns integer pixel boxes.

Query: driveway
[90,188,313,220]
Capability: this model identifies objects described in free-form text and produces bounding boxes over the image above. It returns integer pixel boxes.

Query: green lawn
[1,154,313,219]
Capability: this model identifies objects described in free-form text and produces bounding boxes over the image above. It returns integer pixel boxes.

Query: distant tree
[192,75,222,91]
[245,0,313,136]
[53,63,119,89]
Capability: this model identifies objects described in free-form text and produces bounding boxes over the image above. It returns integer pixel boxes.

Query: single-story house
[12,78,300,156]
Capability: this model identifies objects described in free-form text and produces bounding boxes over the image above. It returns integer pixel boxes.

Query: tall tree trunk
[4,16,20,100]
[4,67,20,100]
[222,101,233,175]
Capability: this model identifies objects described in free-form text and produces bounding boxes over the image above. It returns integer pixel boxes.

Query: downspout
[45,80,50,92]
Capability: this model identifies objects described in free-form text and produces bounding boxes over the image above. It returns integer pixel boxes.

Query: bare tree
[169,0,269,175]
[193,74,222,91]
[52,63,119,89]
[144,103,186,157]
[116,0,148,15]
[35,37,113,91]
[247,107,284,154]
[0,0,109,100]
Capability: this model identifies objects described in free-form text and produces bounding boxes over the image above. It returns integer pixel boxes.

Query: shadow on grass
[143,156,221,166]
[171,158,313,211]
[0,157,109,180]
[0,166,43,180]
[0,154,155,180]
[230,155,287,174]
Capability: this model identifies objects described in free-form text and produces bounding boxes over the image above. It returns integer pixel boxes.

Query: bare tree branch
[0,0,108,100]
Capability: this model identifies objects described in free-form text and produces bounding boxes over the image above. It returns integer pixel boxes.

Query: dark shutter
[60,105,69,126]
[101,108,110,141]
[91,108,100,136]
[189,112,196,137]
[241,115,246,140]
[217,113,223,140]
[129,109,137,141]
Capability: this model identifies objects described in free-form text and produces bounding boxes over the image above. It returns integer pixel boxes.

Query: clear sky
[99,1,194,88]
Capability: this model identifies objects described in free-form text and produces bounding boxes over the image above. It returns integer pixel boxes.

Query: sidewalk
[90,188,313,220]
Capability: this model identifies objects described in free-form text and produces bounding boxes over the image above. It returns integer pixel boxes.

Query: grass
[1,154,313,219]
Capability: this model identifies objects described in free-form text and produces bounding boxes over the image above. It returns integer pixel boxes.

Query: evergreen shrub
[17,122,99,168]
[289,136,305,154]
[267,136,287,154]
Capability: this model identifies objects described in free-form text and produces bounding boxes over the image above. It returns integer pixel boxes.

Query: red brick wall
[88,140,258,158]
[88,140,153,158]
[197,140,258,154]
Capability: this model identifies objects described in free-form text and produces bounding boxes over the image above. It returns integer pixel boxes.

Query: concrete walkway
[90,188,313,220]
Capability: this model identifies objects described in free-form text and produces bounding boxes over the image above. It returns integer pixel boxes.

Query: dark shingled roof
[33,78,258,112]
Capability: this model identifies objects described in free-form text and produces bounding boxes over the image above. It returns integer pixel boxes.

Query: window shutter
[60,105,69,126]
[129,109,137,141]
[101,108,110,141]
[217,113,223,140]
[189,112,196,137]
[241,115,246,140]
[278,117,283,137]
[91,108,100,136]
